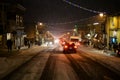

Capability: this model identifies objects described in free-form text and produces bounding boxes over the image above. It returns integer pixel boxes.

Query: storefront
[107,15,120,48]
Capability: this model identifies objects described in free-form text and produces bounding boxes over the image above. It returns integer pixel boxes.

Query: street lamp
[39,22,43,26]
[99,13,104,17]
[35,22,43,45]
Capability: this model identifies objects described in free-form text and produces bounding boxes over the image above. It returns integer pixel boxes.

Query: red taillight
[74,46,77,48]
[64,45,68,48]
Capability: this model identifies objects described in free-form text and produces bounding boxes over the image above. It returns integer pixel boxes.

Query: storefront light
[87,34,90,37]
[93,22,99,25]
[94,34,98,38]
[113,30,117,37]
[7,33,11,40]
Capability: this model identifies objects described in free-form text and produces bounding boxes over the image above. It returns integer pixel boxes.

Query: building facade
[106,14,120,48]
[0,2,26,48]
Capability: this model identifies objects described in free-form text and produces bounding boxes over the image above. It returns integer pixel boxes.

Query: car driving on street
[63,42,77,53]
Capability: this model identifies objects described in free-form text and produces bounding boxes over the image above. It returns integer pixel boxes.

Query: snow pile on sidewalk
[79,46,120,74]
[0,45,45,79]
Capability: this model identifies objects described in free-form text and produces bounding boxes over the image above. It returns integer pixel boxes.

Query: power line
[43,0,106,25]
[45,15,97,26]
[62,0,106,14]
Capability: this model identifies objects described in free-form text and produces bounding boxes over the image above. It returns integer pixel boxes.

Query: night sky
[21,0,120,36]
[2,0,120,36]
[20,0,120,23]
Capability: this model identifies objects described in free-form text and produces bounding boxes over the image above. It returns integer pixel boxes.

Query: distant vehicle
[59,38,68,46]
[70,36,80,46]
[61,41,68,46]
[63,42,77,53]
[45,41,53,46]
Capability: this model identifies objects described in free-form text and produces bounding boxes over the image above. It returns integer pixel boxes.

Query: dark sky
[20,0,119,23]
[20,0,120,36]
[2,0,120,36]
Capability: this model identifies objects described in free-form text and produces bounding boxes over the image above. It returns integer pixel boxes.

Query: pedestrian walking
[28,40,30,48]
[113,43,118,53]
[109,42,112,50]
[6,39,13,52]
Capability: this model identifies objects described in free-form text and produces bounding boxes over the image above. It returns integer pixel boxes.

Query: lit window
[20,17,23,23]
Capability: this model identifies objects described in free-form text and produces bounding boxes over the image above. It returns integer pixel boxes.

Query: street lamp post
[99,13,107,46]
[35,25,39,45]
[86,13,107,48]
[35,22,45,45]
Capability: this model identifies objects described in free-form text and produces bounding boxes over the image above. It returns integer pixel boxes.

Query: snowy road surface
[1,45,120,80]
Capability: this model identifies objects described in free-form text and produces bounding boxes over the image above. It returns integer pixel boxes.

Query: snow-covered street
[0,45,120,80]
